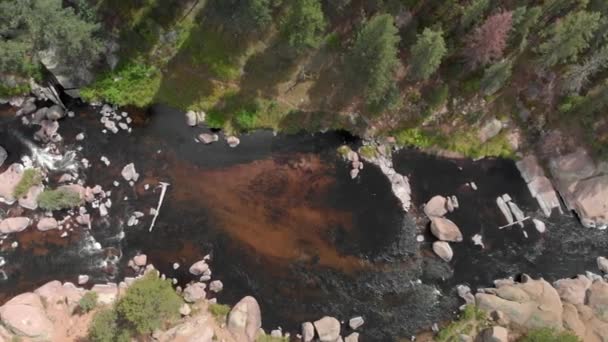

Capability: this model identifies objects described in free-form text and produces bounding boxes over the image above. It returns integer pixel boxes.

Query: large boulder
[424,195,448,218]
[0,217,30,234]
[228,296,262,342]
[432,241,453,262]
[313,316,341,342]
[571,175,608,228]
[478,118,503,143]
[553,275,591,305]
[0,292,53,339]
[480,326,508,342]
[302,322,315,342]
[430,217,463,242]
[598,257,608,273]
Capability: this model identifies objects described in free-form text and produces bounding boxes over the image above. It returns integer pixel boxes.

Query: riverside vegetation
[1,0,608,159]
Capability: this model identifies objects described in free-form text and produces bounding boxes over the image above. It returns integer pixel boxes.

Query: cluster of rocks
[183,109,240,148]
[516,154,562,218]
[548,148,608,229]
[341,143,411,212]
[424,195,463,262]
[298,316,363,342]
[99,104,133,134]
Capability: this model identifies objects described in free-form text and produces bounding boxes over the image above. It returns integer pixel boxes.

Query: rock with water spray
[432,241,453,262]
[313,316,341,342]
[121,163,139,182]
[0,217,31,234]
[430,217,463,242]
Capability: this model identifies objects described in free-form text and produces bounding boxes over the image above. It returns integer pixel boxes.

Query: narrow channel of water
[0,104,605,341]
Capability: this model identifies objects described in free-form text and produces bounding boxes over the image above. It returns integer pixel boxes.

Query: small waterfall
[12,131,79,172]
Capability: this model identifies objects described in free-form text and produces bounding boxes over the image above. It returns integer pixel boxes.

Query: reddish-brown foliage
[465,11,513,69]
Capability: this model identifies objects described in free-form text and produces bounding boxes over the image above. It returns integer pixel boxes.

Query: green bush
[436,305,488,342]
[208,303,231,320]
[37,188,82,211]
[78,292,98,314]
[0,83,30,98]
[81,62,161,107]
[13,169,42,199]
[89,308,120,342]
[519,328,580,342]
[424,84,449,111]
[116,273,182,335]
[358,145,378,159]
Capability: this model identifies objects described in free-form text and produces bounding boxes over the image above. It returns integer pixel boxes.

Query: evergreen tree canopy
[538,11,602,67]
[348,14,401,108]
[0,0,102,74]
[282,0,326,53]
[409,28,447,80]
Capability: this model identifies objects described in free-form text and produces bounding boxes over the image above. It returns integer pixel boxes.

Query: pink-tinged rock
[189,260,209,276]
[0,217,30,234]
[183,282,206,303]
[424,195,448,218]
[0,292,53,339]
[76,214,91,226]
[314,316,341,342]
[37,217,58,231]
[0,164,24,204]
[572,175,608,228]
[228,296,262,341]
[432,241,453,262]
[430,217,463,242]
[18,184,44,210]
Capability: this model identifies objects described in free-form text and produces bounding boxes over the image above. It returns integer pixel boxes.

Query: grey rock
[0,217,30,234]
[348,316,364,330]
[345,333,359,342]
[432,241,454,262]
[430,217,463,242]
[36,218,58,231]
[424,195,447,218]
[0,146,6,167]
[302,322,315,342]
[46,105,65,120]
[228,296,262,342]
[313,316,341,342]
[209,280,223,293]
[183,282,206,303]
[189,260,209,276]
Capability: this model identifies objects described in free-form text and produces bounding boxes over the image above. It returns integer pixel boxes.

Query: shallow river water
[0,104,607,341]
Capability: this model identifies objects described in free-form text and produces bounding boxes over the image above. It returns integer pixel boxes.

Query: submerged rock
[430,217,463,242]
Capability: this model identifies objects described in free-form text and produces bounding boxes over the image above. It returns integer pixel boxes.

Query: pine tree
[282,0,326,53]
[562,44,608,94]
[409,28,447,80]
[460,0,490,30]
[464,11,513,69]
[480,59,513,95]
[348,14,401,109]
[538,11,602,67]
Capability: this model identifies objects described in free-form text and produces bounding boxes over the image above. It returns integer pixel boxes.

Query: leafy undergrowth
[13,169,42,199]
[518,328,580,342]
[208,303,231,321]
[37,188,83,211]
[394,127,515,159]
[435,305,489,342]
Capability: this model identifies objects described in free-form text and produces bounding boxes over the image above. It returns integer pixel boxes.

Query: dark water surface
[0,104,606,341]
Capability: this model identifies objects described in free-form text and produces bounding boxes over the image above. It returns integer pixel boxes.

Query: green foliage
[510,6,541,51]
[358,145,378,159]
[436,305,488,342]
[460,0,490,29]
[409,28,447,81]
[538,11,602,67]
[78,292,98,314]
[81,63,161,107]
[208,303,231,320]
[211,0,274,34]
[116,273,182,335]
[13,169,42,199]
[337,145,352,157]
[519,328,581,342]
[562,44,608,94]
[394,128,438,148]
[347,14,401,109]
[424,84,449,111]
[282,0,326,53]
[37,188,82,211]
[89,308,120,342]
[0,0,102,74]
[0,83,31,98]
[256,334,290,342]
[480,59,513,95]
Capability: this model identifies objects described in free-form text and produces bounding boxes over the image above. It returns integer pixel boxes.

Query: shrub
[424,84,449,110]
[358,146,377,159]
[208,303,231,320]
[88,308,120,342]
[13,169,42,199]
[37,188,82,211]
[480,59,513,95]
[78,291,98,314]
[519,328,580,342]
[116,273,182,335]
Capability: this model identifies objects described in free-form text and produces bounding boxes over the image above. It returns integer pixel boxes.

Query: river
[0,103,606,341]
